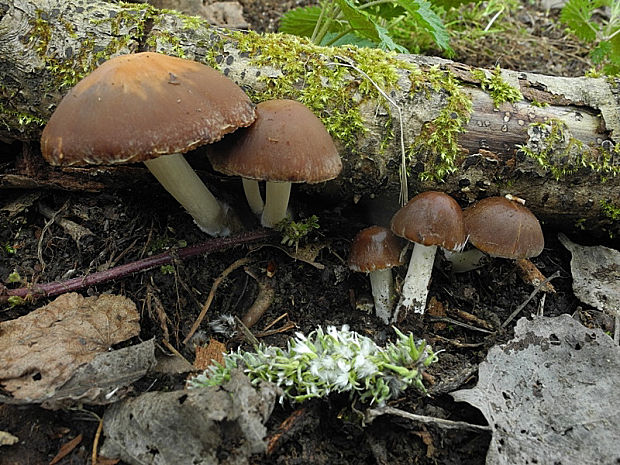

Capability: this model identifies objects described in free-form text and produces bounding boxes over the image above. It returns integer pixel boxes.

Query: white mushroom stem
[144,153,229,236]
[368,268,396,325]
[242,178,264,216]
[443,248,487,273]
[393,243,437,321]
[261,181,291,228]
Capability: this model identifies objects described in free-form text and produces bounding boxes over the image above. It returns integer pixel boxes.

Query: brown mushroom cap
[41,52,255,166]
[208,99,342,183]
[348,226,404,272]
[464,196,544,259]
[390,191,466,251]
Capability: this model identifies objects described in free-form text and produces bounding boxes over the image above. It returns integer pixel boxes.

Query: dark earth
[0,1,612,464]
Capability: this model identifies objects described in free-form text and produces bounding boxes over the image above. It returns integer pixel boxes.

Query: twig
[331,55,409,206]
[501,270,561,328]
[183,257,252,344]
[91,418,103,465]
[1,229,276,304]
[427,316,494,334]
[365,406,491,432]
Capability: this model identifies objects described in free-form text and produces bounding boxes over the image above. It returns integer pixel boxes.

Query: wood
[1,0,618,236]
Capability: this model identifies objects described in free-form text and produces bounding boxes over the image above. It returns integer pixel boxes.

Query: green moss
[518,119,619,179]
[471,65,522,108]
[0,103,46,132]
[229,30,413,149]
[600,199,620,221]
[409,67,473,181]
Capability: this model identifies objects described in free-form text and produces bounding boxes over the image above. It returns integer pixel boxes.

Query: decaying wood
[1,0,618,235]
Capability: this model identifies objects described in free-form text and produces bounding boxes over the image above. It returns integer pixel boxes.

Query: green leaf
[279,5,323,37]
[321,31,378,48]
[560,0,599,42]
[394,0,451,50]
[335,0,384,43]
[431,0,482,9]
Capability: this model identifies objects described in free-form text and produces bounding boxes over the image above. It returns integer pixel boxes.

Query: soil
[0,1,609,464]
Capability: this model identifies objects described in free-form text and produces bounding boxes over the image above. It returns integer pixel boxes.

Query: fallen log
[1,0,618,235]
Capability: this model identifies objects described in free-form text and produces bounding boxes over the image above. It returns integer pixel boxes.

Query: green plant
[276,215,320,251]
[560,0,620,75]
[279,0,461,53]
[189,325,436,405]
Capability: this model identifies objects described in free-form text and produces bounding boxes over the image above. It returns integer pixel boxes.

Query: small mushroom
[348,226,404,324]
[390,191,466,319]
[463,195,544,261]
[208,99,342,227]
[41,52,256,236]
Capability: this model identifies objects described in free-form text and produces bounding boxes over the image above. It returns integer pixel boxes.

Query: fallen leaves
[0,293,140,402]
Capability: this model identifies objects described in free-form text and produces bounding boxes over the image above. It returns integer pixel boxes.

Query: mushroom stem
[369,268,396,324]
[443,248,487,273]
[144,153,229,236]
[261,181,291,228]
[242,178,264,216]
[394,244,437,321]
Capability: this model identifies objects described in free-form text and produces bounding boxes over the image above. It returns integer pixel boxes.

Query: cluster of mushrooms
[40,52,342,235]
[40,52,545,327]
[348,192,544,324]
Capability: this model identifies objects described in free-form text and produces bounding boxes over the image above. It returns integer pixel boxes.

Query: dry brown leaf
[0,293,140,401]
[49,434,82,465]
[194,339,227,371]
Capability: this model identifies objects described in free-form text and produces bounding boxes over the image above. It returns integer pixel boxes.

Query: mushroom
[208,99,342,228]
[41,52,256,236]
[348,226,405,324]
[390,191,466,319]
[462,195,544,262]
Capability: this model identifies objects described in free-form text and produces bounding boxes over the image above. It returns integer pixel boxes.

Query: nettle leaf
[335,0,408,51]
[431,0,482,9]
[560,0,601,42]
[279,5,323,37]
[394,0,451,50]
[322,31,377,48]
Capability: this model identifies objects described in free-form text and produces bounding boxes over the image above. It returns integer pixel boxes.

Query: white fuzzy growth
[369,268,395,325]
[242,178,264,216]
[144,153,229,236]
[261,181,291,228]
[394,243,437,320]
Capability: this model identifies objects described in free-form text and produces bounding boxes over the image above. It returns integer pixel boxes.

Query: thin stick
[1,229,276,304]
[331,55,409,206]
[91,418,103,465]
[501,270,561,328]
[366,406,491,432]
[183,257,252,344]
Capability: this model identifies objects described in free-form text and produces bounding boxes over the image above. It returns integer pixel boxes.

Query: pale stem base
[261,181,291,228]
[393,243,437,321]
[242,178,264,216]
[369,268,395,325]
[144,153,229,236]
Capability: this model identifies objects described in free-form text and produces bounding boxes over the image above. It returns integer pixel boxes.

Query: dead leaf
[194,339,227,371]
[0,430,19,446]
[452,315,620,465]
[49,434,82,465]
[0,293,140,401]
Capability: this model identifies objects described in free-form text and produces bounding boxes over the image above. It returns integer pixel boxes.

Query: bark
[1,0,619,236]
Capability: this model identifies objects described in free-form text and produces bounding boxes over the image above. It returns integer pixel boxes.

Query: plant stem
[1,229,276,303]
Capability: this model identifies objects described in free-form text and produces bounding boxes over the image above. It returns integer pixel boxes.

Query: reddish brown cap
[348,226,404,272]
[390,191,466,251]
[208,99,342,183]
[41,52,256,166]
[464,196,544,259]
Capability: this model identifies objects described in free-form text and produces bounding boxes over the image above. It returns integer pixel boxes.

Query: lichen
[409,67,473,181]
[471,65,523,108]
[518,119,619,179]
